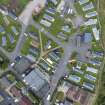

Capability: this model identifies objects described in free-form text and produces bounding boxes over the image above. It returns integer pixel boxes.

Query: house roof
[19,96,32,105]
[24,68,48,92]
[84,33,92,43]
[14,57,31,74]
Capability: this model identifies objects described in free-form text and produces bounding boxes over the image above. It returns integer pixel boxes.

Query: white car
[10,62,15,67]
[46,94,51,101]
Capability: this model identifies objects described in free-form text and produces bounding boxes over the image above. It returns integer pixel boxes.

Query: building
[19,96,32,105]
[14,57,32,74]
[49,52,60,62]
[2,36,6,46]
[89,60,101,66]
[79,0,89,5]
[84,74,96,82]
[83,82,95,91]
[0,90,18,105]
[85,11,97,18]
[86,67,98,74]
[85,19,97,26]
[23,68,49,97]
[84,33,92,43]
[65,82,92,105]
[92,27,100,40]
[46,8,56,15]
[10,86,22,98]
[40,19,51,27]
[83,2,94,11]
[26,54,36,62]
[69,75,81,83]
[8,11,17,20]
[92,51,104,58]
[39,59,52,71]
[43,14,55,22]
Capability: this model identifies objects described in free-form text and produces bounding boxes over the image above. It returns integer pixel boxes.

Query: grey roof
[83,2,94,11]
[79,0,89,5]
[24,68,49,92]
[14,57,31,74]
[84,33,92,43]
[2,36,6,46]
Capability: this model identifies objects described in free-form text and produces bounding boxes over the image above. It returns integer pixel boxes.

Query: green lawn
[21,37,33,55]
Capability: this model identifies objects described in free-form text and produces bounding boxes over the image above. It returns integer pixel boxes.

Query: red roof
[10,86,21,97]
[19,96,32,105]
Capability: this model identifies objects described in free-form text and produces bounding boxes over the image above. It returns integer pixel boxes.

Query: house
[13,57,32,74]
[0,90,18,105]
[30,40,39,48]
[82,2,94,11]
[69,75,81,83]
[92,27,100,40]
[29,47,39,57]
[49,52,60,62]
[43,14,55,22]
[85,19,97,26]
[8,11,17,20]
[86,67,98,74]
[84,33,92,43]
[0,77,11,89]
[23,69,49,97]
[45,57,56,67]
[9,35,15,44]
[40,19,51,27]
[65,82,92,105]
[57,32,67,40]
[26,54,36,62]
[84,74,96,82]
[83,82,95,91]
[44,40,52,49]
[10,86,22,98]
[46,8,56,15]
[92,51,104,58]
[79,0,89,5]
[2,36,6,46]
[73,67,84,74]
[39,59,52,71]
[85,11,97,18]
[50,0,58,5]
[89,60,101,66]
[19,96,32,105]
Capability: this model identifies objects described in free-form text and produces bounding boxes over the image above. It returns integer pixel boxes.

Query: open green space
[21,36,33,55]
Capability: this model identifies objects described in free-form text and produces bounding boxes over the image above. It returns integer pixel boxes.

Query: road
[10,23,27,60]
[43,35,77,105]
